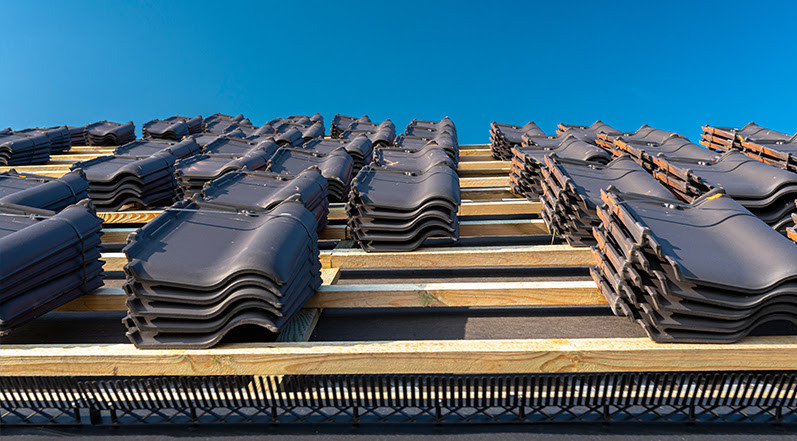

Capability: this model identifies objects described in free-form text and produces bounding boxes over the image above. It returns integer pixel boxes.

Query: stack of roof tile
[266,147,353,202]
[72,152,181,210]
[142,115,203,140]
[346,164,460,252]
[261,115,325,146]
[203,113,253,133]
[0,200,104,335]
[331,114,372,137]
[597,125,716,171]
[650,151,797,230]
[0,128,52,165]
[302,135,373,174]
[592,187,797,343]
[393,131,459,164]
[507,121,629,198]
[121,198,321,349]
[84,121,136,146]
[113,137,201,159]
[334,115,395,147]
[16,126,72,153]
[540,154,678,247]
[0,170,89,211]
[200,168,330,232]
[701,122,797,173]
[174,149,272,196]
[68,125,88,146]
[490,121,545,159]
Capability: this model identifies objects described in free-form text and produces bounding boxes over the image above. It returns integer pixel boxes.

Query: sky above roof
[2,0,795,144]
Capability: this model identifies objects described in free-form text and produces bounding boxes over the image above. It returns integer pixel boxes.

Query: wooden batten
[56,279,604,312]
[3,336,796,377]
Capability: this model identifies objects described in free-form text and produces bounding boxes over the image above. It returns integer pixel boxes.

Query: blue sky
[2,0,795,144]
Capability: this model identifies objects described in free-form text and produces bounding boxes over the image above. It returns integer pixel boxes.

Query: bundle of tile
[650,150,797,230]
[121,197,322,349]
[0,200,104,335]
[393,131,459,164]
[489,121,545,159]
[701,123,797,173]
[16,126,72,153]
[260,115,325,146]
[266,147,353,202]
[597,125,716,171]
[592,187,797,343]
[142,115,203,140]
[85,121,136,146]
[539,154,678,247]
[334,116,395,147]
[202,113,256,137]
[200,168,330,231]
[68,125,88,146]
[405,117,458,142]
[510,134,614,197]
[113,137,201,159]
[0,170,89,211]
[331,114,372,137]
[347,164,460,252]
[302,135,373,174]
[0,128,52,165]
[72,152,181,210]
[174,149,272,196]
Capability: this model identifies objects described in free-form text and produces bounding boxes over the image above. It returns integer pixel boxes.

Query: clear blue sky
[2,0,795,144]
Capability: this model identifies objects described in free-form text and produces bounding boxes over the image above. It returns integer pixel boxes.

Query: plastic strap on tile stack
[0,200,104,335]
[347,164,460,252]
[0,169,89,211]
[591,187,797,343]
[72,152,182,210]
[84,121,136,146]
[539,154,678,247]
[122,197,321,349]
[266,147,353,202]
[142,115,203,140]
[0,128,52,165]
[200,168,330,232]
[650,150,797,231]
